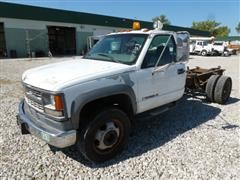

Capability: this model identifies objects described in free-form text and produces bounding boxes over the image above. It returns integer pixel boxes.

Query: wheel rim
[93,119,123,153]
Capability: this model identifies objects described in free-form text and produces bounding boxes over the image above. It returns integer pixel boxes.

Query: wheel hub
[95,121,120,151]
[103,130,118,146]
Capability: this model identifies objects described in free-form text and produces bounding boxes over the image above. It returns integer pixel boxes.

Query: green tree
[214,26,231,37]
[236,22,240,34]
[152,15,171,25]
[191,20,230,37]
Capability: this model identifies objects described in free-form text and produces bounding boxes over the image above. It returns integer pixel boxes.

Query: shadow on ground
[51,95,225,167]
[225,97,240,105]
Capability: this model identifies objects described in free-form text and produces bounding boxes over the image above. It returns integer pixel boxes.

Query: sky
[1,0,240,35]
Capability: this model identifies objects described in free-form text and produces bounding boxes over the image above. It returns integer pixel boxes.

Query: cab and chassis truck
[17,23,232,162]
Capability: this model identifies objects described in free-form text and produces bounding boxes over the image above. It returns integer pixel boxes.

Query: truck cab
[17,21,190,162]
[190,40,213,56]
[212,41,229,56]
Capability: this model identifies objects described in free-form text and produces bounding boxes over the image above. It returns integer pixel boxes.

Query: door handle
[177,68,185,74]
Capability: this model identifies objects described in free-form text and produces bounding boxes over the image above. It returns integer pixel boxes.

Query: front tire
[201,50,207,56]
[78,108,131,162]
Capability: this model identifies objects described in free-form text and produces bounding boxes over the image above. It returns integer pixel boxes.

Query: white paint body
[212,41,227,54]
[22,30,188,117]
[190,40,213,54]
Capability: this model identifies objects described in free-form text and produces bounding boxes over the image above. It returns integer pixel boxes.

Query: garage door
[48,26,76,56]
[0,23,6,58]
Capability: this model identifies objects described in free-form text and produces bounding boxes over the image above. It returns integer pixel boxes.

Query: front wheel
[201,50,207,56]
[78,108,131,162]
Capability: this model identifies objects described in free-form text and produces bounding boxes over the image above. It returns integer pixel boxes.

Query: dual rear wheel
[205,75,232,104]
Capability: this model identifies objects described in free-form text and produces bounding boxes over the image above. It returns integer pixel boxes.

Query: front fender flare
[70,84,137,129]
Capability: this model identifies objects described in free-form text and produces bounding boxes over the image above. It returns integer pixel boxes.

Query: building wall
[5,28,48,57]
[76,31,93,55]
[0,18,121,58]
[4,28,27,57]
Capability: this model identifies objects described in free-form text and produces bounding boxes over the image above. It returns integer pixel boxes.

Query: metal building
[0,2,210,58]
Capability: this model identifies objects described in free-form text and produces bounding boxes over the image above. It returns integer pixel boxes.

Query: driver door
[137,35,186,113]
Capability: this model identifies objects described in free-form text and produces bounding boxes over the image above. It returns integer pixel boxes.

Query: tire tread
[205,75,220,102]
[214,76,232,104]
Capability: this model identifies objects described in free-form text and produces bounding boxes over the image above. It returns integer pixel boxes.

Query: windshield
[84,34,148,65]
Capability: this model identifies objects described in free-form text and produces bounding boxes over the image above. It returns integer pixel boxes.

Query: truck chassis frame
[186,66,225,92]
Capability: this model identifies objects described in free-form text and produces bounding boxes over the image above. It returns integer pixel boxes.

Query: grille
[25,86,41,99]
[24,86,44,111]
[25,97,44,111]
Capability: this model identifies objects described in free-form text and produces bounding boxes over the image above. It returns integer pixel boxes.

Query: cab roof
[108,29,176,36]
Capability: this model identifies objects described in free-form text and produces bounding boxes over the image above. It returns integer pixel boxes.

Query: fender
[70,84,137,129]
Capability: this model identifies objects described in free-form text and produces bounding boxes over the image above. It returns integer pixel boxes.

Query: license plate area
[40,131,50,142]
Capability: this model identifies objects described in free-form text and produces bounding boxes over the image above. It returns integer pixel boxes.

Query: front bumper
[17,100,77,148]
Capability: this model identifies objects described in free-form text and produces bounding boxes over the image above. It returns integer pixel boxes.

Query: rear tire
[205,75,220,102]
[214,76,232,104]
[78,108,130,162]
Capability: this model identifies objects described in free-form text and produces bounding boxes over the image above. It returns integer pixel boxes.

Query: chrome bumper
[17,100,77,148]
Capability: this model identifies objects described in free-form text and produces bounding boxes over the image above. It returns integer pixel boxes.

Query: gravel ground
[0,55,240,179]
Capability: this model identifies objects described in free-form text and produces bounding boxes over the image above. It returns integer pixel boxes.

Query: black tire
[78,108,131,162]
[223,50,230,57]
[205,75,220,102]
[201,50,207,56]
[214,76,232,104]
[213,50,219,56]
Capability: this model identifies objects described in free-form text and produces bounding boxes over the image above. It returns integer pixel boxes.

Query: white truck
[17,22,232,162]
[212,41,230,56]
[190,40,213,56]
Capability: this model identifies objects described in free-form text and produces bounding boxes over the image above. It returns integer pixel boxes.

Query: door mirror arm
[152,63,171,75]
[154,35,172,70]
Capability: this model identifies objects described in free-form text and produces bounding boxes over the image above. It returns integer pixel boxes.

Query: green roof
[216,36,240,41]
[0,2,211,36]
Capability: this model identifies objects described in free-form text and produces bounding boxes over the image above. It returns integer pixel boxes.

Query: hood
[22,59,133,91]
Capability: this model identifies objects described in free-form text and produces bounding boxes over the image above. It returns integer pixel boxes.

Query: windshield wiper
[97,53,121,64]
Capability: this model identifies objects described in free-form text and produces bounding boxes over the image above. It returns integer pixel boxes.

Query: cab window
[142,35,176,68]
[203,41,208,46]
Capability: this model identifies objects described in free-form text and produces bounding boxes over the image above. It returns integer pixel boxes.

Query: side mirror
[176,32,189,62]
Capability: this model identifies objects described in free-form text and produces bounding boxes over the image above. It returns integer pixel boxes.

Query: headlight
[42,94,65,117]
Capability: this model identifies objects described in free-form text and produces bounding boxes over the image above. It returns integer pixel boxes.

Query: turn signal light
[55,95,64,110]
